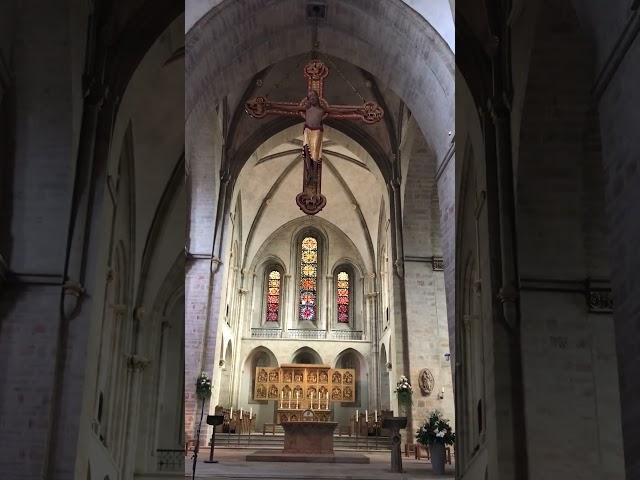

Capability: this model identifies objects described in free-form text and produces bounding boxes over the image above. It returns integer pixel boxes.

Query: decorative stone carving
[418,368,435,396]
[587,289,613,313]
[431,257,444,271]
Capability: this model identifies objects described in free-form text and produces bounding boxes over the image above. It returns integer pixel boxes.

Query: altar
[282,420,338,454]
[246,363,369,464]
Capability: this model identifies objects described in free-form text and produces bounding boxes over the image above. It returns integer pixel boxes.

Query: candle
[230,407,233,418]
[250,407,253,419]
[375,410,378,423]
[365,410,368,423]
[356,409,359,422]
[311,392,314,409]
[240,407,243,418]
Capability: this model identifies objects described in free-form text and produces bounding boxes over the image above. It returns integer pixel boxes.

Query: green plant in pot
[394,375,413,415]
[191,372,212,479]
[416,410,455,475]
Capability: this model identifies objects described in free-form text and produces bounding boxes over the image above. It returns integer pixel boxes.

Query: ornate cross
[245,60,384,215]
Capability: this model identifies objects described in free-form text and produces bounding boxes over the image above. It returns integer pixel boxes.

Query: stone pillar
[325,274,333,332]
[283,273,292,333]
[122,354,150,480]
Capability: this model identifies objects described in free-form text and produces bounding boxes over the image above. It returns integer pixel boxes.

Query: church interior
[0,1,639,480]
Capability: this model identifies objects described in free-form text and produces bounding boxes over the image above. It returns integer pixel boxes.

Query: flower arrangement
[196,371,212,400]
[394,375,413,405]
[416,410,455,446]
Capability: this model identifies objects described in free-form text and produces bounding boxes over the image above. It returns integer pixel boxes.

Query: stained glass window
[337,271,350,323]
[299,236,318,321]
[266,270,281,322]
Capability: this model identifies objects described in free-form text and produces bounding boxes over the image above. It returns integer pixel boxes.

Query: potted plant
[191,372,212,479]
[394,375,413,415]
[416,410,455,475]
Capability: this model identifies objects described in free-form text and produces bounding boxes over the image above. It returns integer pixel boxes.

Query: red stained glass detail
[337,271,350,323]
[301,293,315,305]
[266,270,280,322]
[299,236,318,321]
[300,306,315,320]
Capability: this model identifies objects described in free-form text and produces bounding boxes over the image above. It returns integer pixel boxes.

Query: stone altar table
[246,420,369,464]
[282,421,337,454]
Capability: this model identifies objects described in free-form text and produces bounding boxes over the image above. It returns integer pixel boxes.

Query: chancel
[185,0,456,475]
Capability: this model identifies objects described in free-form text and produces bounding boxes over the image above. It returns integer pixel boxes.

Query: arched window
[265,269,281,322]
[299,236,318,322]
[337,271,350,323]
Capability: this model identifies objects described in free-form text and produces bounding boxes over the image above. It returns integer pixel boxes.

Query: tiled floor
[187,449,455,479]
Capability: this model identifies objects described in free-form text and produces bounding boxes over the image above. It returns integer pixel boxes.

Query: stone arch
[187,0,454,165]
[186,4,456,389]
[333,348,368,426]
[331,261,358,330]
[239,346,279,430]
[291,346,323,365]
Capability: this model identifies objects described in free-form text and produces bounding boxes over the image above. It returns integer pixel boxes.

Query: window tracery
[337,271,350,323]
[299,236,318,321]
[265,269,281,322]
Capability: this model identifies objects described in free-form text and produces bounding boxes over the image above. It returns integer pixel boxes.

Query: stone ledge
[246,450,370,464]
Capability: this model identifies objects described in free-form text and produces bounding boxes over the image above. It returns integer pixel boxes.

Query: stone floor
[187,449,455,479]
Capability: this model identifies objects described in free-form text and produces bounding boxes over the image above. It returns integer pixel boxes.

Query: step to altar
[246,450,370,464]
[211,433,392,452]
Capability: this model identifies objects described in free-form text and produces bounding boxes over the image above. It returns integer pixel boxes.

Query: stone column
[283,274,292,334]
[122,353,150,480]
[325,274,333,332]
[232,288,249,403]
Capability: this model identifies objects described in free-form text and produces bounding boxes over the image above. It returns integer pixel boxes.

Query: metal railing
[250,328,363,341]
[156,449,184,471]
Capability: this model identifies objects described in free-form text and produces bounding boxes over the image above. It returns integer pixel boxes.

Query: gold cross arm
[245,97,306,120]
[324,101,384,124]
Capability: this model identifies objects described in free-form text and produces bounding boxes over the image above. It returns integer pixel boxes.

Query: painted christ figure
[245,60,384,215]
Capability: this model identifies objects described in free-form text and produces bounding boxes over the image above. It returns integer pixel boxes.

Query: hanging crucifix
[245,60,384,215]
